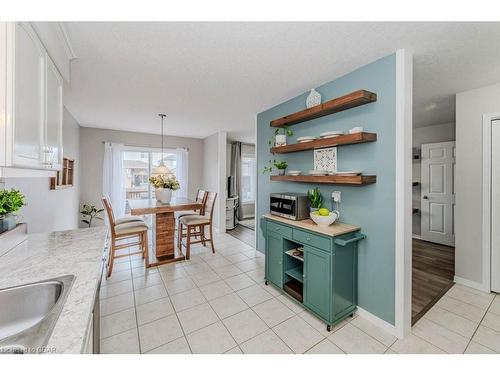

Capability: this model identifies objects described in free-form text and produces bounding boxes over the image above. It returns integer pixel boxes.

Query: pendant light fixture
[153,113,171,175]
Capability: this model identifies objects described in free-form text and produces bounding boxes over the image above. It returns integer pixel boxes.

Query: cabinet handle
[306,237,311,241]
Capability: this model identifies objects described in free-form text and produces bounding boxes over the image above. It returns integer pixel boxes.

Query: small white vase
[306,88,321,108]
[155,188,172,203]
[275,134,287,147]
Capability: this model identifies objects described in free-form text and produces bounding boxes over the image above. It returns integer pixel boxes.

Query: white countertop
[0,226,107,354]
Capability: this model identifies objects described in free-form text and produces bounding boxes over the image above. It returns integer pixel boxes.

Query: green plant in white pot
[307,187,323,212]
[0,189,25,233]
[150,174,180,204]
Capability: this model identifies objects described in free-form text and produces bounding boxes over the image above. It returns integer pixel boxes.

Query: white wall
[2,108,80,233]
[203,132,227,231]
[79,127,204,223]
[412,122,456,235]
[456,82,500,288]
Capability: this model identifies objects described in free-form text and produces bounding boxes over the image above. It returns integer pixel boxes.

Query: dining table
[128,198,202,266]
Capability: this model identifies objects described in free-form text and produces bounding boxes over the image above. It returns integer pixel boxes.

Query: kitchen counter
[0,226,107,354]
[263,214,360,237]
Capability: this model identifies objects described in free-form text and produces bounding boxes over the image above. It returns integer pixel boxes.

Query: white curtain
[175,148,189,199]
[102,142,125,220]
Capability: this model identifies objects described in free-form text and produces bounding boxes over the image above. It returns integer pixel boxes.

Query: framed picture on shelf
[314,147,337,173]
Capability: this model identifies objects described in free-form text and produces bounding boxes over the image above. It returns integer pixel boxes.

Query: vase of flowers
[149,175,180,204]
[0,189,25,234]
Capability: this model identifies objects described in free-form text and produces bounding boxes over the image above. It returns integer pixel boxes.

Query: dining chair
[177,191,217,260]
[102,195,146,225]
[102,196,149,277]
[174,189,208,220]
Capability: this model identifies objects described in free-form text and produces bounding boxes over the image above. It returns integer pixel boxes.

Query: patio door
[122,148,177,211]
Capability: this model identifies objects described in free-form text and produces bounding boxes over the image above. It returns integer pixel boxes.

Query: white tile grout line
[463,294,498,353]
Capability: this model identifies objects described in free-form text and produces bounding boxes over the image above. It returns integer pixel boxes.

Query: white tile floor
[100,232,500,354]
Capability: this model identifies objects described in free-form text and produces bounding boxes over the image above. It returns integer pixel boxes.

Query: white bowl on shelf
[310,210,340,227]
[349,126,364,134]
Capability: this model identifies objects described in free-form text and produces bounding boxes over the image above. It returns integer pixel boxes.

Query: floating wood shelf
[270,90,377,128]
[270,174,376,185]
[50,157,75,190]
[271,132,377,154]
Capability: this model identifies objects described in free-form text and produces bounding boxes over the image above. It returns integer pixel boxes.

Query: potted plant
[81,204,104,228]
[150,174,180,203]
[307,187,323,213]
[269,126,293,147]
[263,160,288,175]
[0,189,25,234]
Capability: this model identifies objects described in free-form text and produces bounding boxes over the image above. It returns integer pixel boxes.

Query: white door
[421,141,456,246]
[12,22,45,168]
[491,120,500,292]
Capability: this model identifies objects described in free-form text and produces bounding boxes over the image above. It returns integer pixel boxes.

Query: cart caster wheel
[265,280,268,285]
[326,325,332,332]
[349,313,354,317]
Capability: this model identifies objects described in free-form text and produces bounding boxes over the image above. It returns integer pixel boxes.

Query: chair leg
[186,225,192,260]
[209,224,215,254]
[107,240,116,277]
[200,225,206,246]
[141,233,145,259]
[178,222,183,250]
[143,231,149,268]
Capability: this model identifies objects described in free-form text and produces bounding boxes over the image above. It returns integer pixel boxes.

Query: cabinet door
[13,22,45,168]
[304,245,332,320]
[45,57,63,170]
[266,230,283,288]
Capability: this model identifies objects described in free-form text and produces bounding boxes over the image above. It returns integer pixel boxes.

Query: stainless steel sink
[0,275,74,354]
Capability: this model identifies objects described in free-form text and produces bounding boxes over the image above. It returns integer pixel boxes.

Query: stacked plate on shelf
[296,136,317,143]
[287,170,301,176]
[308,170,328,176]
[331,171,362,176]
[319,130,344,139]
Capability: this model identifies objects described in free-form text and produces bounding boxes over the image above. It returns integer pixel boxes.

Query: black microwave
[270,193,309,221]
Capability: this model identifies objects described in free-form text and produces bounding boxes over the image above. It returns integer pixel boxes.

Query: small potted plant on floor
[0,189,25,234]
[263,160,288,175]
[307,187,323,213]
[150,174,180,203]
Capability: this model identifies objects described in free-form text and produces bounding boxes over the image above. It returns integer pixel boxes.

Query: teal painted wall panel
[256,54,396,325]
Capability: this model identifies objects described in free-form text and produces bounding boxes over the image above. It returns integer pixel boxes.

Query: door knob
[423,196,429,199]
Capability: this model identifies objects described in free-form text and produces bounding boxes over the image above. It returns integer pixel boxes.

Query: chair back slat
[204,192,217,221]
[197,190,208,215]
[101,196,116,236]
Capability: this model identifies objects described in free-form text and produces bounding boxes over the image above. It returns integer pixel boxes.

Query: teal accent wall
[256,54,396,325]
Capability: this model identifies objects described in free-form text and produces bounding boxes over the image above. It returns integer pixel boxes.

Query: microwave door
[270,197,296,217]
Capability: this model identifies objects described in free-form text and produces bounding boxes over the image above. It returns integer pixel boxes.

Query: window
[122,148,177,211]
[241,156,256,203]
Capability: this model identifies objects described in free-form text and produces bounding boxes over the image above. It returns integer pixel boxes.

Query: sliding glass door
[122,148,177,212]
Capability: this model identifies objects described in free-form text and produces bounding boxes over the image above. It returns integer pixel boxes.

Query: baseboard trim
[453,276,489,293]
[412,234,422,240]
[355,306,399,338]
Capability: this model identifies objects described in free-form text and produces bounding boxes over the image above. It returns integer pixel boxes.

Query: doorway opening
[411,130,456,324]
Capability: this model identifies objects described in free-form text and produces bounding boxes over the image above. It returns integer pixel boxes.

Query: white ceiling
[63,22,500,142]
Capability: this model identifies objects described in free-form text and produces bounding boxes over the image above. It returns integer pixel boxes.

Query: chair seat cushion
[115,221,148,235]
[180,214,210,226]
[175,210,197,219]
[115,216,146,225]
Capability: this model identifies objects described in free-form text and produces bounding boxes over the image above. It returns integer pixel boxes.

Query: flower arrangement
[149,175,180,191]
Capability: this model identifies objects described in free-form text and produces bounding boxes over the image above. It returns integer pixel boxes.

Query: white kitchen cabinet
[45,57,64,170]
[0,22,63,175]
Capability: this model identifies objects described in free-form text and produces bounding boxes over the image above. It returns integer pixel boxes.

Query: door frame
[482,113,500,292]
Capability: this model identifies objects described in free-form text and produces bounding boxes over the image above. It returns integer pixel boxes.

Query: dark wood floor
[227,223,256,248]
[412,238,455,325]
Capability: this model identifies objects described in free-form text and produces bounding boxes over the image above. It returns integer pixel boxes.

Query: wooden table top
[263,214,360,237]
[129,198,202,215]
